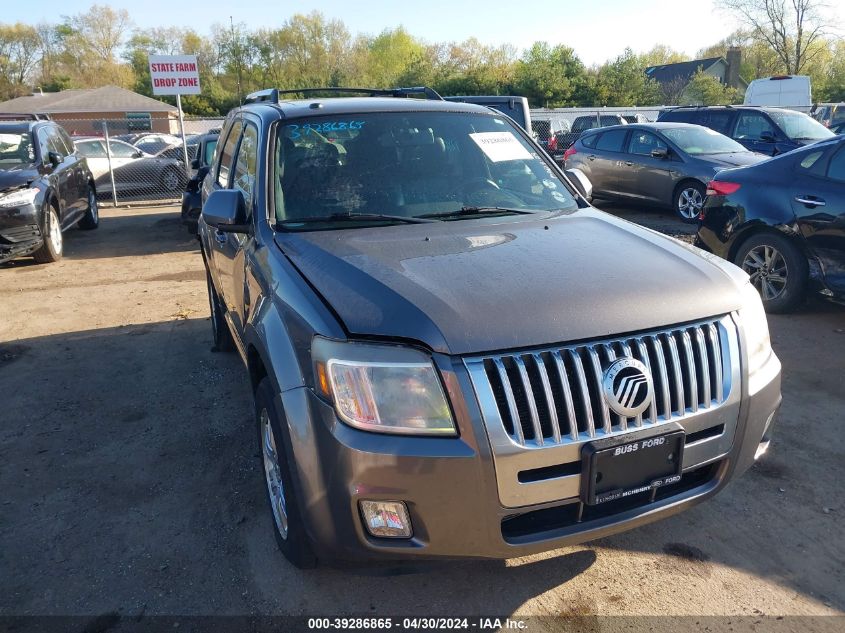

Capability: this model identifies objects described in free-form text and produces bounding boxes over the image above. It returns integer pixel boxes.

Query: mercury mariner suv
[198,87,781,568]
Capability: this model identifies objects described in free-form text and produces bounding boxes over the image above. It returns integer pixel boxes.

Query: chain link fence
[51,116,224,206]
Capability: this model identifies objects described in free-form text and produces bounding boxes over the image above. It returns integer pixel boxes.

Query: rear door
[54,126,86,215]
[792,141,845,295]
[588,128,630,197]
[36,126,74,227]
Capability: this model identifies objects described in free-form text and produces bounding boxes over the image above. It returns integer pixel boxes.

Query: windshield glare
[274,112,577,227]
[0,132,35,169]
[768,110,834,141]
[662,126,747,154]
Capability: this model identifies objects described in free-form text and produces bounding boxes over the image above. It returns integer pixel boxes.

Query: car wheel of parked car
[674,181,705,223]
[161,167,182,192]
[734,233,808,313]
[255,376,318,569]
[77,185,99,230]
[32,205,63,264]
[205,267,234,352]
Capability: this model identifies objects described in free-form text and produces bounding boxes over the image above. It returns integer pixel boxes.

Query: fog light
[359,500,412,538]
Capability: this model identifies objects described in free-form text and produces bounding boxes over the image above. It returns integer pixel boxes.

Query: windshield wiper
[277,212,434,229]
[415,206,535,220]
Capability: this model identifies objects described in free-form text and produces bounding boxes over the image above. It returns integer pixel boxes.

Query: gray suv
[199,87,781,568]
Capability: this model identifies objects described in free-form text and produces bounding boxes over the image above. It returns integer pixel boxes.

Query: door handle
[214,229,228,244]
[625,161,633,166]
[588,155,596,161]
[795,196,825,207]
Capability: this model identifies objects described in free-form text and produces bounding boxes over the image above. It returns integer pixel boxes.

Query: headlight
[0,188,38,208]
[739,282,773,375]
[313,339,456,436]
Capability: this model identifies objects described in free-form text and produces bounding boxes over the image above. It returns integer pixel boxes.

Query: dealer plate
[581,426,685,505]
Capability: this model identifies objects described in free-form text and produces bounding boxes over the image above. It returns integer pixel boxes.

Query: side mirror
[133,150,144,158]
[651,147,669,159]
[47,151,62,166]
[760,131,776,142]
[564,168,593,201]
[191,157,200,169]
[202,189,249,233]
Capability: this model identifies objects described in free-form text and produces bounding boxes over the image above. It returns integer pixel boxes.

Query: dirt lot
[1,204,843,627]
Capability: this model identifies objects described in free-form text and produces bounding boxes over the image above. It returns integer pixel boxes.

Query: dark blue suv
[658,106,834,155]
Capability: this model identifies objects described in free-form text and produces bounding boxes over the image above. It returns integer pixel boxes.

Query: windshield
[768,110,834,141]
[274,111,578,228]
[662,126,747,155]
[0,132,35,169]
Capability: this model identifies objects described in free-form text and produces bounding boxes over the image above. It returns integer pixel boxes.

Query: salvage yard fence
[51,116,225,206]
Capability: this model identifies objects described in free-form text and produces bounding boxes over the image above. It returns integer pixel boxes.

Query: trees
[683,70,741,105]
[0,23,41,99]
[512,42,587,107]
[717,0,832,74]
[592,49,662,106]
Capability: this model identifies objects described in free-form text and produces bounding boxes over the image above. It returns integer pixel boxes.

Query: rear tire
[33,205,63,264]
[674,181,705,223]
[205,265,234,352]
[77,184,99,230]
[255,377,318,569]
[734,232,808,313]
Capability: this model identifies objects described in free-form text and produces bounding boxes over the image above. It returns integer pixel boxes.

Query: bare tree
[718,0,833,74]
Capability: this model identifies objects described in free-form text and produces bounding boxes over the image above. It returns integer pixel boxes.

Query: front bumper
[281,339,781,562]
[0,202,42,263]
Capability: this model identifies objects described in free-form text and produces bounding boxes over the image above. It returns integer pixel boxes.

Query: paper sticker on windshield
[469,132,533,162]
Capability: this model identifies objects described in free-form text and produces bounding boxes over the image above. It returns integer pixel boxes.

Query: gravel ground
[0,204,843,629]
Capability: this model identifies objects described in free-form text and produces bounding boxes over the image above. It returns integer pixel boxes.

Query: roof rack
[243,86,443,105]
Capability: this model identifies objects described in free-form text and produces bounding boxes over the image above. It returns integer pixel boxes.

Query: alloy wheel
[677,187,704,220]
[742,244,788,301]
[163,170,180,191]
[261,409,289,540]
[48,208,62,255]
[88,190,98,222]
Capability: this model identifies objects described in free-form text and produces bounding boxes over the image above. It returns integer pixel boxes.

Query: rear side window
[698,111,733,135]
[76,140,106,158]
[660,110,695,123]
[595,129,628,152]
[217,120,243,187]
[827,146,845,182]
[581,133,598,149]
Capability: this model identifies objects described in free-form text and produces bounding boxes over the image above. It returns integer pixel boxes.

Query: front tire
[255,377,317,569]
[33,205,63,264]
[77,184,99,230]
[734,232,808,313]
[674,181,705,223]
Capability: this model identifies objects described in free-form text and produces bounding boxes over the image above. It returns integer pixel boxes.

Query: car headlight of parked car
[313,338,456,436]
[0,187,37,208]
[739,282,774,376]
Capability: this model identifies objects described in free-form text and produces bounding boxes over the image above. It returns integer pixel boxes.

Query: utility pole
[230,16,243,105]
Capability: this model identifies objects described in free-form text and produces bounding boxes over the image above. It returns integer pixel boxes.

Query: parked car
[623,113,650,124]
[443,95,533,133]
[831,121,845,135]
[553,114,628,158]
[564,122,767,221]
[696,136,845,312]
[0,120,97,264]
[181,131,219,234]
[132,133,183,155]
[532,118,571,154]
[75,138,187,196]
[198,86,780,568]
[813,103,845,129]
[658,106,834,155]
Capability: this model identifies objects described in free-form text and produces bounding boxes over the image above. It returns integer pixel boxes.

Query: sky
[4,0,844,66]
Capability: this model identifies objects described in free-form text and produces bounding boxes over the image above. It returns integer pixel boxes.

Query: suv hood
[0,165,37,191]
[276,209,746,355]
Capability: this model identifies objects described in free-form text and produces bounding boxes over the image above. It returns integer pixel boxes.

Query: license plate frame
[581,424,685,506]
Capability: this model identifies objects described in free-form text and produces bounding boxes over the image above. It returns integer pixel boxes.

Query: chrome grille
[468,318,732,448]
